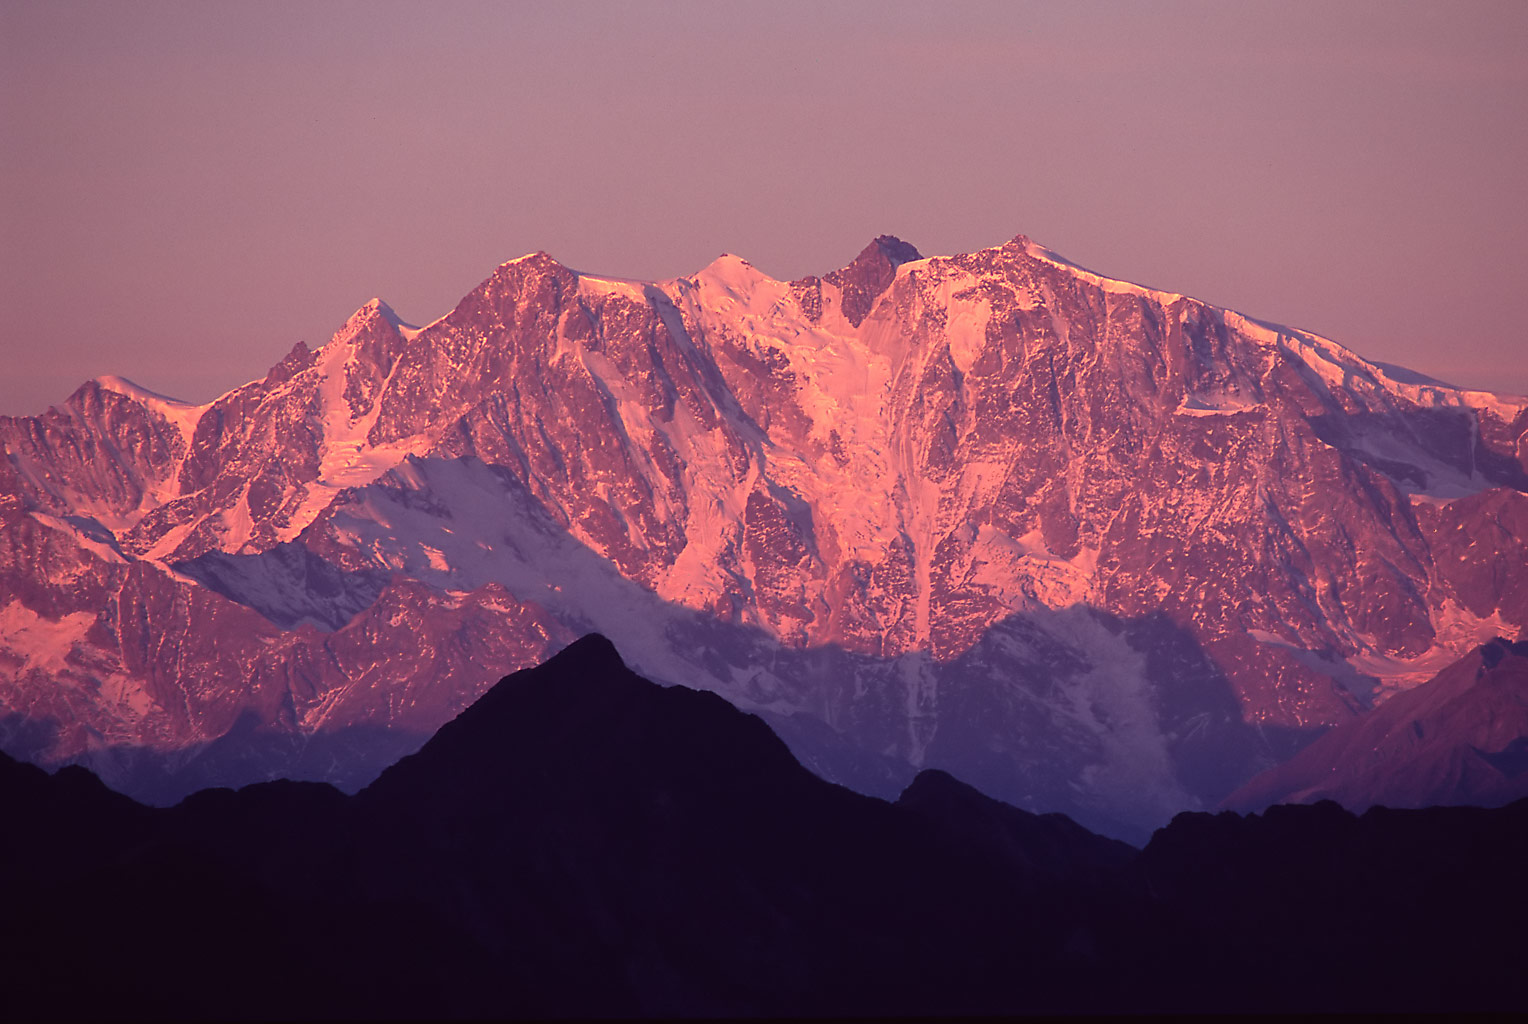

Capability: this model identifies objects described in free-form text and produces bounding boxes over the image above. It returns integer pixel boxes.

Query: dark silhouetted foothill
[2,635,1525,1018]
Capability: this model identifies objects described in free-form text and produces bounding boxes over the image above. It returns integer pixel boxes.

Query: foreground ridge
[2,635,1524,1017]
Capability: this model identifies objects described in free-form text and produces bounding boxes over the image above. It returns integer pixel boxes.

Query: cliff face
[3,234,1525,838]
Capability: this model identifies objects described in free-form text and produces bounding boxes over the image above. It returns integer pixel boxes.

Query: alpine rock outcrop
[3,234,1525,838]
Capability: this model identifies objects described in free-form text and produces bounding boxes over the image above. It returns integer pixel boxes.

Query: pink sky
[2,0,1525,415]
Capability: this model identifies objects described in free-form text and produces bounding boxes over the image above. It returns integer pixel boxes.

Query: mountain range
[3,233,1526,839]
[4,635,1524,1018]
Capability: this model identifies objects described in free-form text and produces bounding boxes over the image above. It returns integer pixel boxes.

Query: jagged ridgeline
[2,234,1526,840]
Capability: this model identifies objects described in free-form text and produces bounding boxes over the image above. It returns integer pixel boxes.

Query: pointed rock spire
[825,235,923,327]
[266,340,315,385]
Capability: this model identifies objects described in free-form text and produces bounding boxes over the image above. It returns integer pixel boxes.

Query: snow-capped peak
[1017,237,1188,306]
[91,375,209,446]
[93,374,191,409]
[360,297,405,325]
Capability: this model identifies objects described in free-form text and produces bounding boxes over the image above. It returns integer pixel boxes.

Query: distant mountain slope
[1,635,1523,1017]
[4,234,1526,838]
[1226,637,1528,813]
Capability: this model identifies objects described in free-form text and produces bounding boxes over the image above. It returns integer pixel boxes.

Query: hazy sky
[3,0,1525,415]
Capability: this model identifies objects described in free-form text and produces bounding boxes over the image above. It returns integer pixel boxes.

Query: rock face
[1225,637,1528,813]
[3,235,1526,839]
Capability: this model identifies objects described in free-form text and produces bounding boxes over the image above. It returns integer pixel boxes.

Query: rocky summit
[3,234,1525,839]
